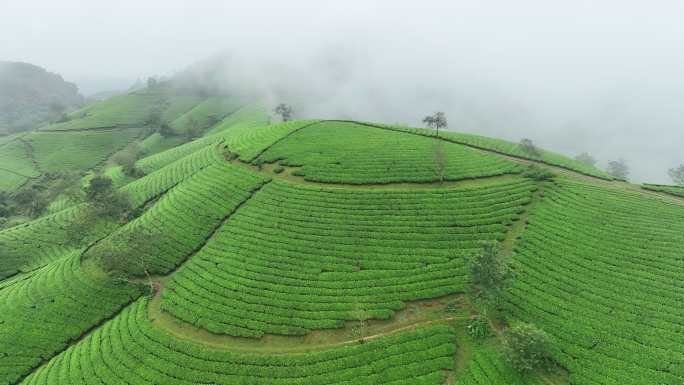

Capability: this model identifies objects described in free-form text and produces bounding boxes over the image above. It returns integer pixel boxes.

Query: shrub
[503,323,554,373]
[85,176,131,219]
[519,139,541,158]
[466,316,492,339]
[112,144,146,178]
[274,166,285,174]
[522,165,555,181]
[468,242,513,309]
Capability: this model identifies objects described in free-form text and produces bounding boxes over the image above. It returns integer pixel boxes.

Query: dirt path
[146,285,467,354]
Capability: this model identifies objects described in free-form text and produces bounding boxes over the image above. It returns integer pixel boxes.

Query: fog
[2,0,683,183]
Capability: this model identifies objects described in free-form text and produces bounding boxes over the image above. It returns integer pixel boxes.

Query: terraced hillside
[1,110,682,385]
[0,87,261,195]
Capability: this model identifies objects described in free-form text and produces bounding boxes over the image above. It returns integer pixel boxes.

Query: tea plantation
[0,99,683,385]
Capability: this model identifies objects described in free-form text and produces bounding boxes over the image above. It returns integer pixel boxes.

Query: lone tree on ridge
[607,159,629,180]
[423,112,447,136]
[274,103,294,122]
[519,138,541,158]
[668,164,684,186]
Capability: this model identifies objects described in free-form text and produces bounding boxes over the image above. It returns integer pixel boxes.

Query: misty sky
[2,0,683,183]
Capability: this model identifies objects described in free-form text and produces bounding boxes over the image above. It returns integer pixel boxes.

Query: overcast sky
[2,0,683,182]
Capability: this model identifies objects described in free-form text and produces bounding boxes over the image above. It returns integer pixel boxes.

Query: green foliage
[502,323,554,373]
[83,175,131,219]
[521,165,555,181]
[112,143,146,177]
[259,121,522,184]
[519,139,541,158]
[1,172,81,220]
[466,316,492,339]
[162,178,535,337]
[24,299,455,385]
[467,242,513,309]
[85,228,158,277]
[456,346,547,385]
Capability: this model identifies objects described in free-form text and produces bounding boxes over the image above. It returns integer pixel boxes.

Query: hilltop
[0,62,84,135]
[0,88,683,385]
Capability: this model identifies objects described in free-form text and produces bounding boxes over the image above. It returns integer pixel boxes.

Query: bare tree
[607,159,629,180]
[423,112,447,136]
[274,103,293,122]
[668,164,684,186]
[575,152,597,166]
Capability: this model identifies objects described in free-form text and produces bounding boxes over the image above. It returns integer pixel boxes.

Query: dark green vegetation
[0,62,83,135]
[1,92,682,385]
[642,183,684,198]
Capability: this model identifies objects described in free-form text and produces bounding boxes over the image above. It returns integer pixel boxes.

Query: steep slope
[0,254,141,384]
[0,110,682,385]
[162,178,534,337]
[23,299,455,385]
[505,180,684,385]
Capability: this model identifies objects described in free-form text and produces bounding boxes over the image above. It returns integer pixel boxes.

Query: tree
[519,138,541,158]
[522,165,555,181]
[84,228,157,281]
[186,116,203,139]
[85,176,131,219]
[575,152,597,166]
[147,77,158,89]
[0,192,9,218]
[423,112,448,136]
[274,103,293,122]
[503,323,554,373]
[668,164,684,186]
[467,242,513,309]
[113,145,145,178]
[607,159,629,180]
[159,123,173,138]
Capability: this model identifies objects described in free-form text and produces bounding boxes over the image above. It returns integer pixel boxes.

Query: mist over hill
[0,61,84,134]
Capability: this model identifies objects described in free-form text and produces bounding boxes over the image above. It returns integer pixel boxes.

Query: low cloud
[2,0,684,182]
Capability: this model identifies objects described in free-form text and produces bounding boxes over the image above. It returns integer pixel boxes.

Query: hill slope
[0,102,682,385]
[0,62,83,135]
